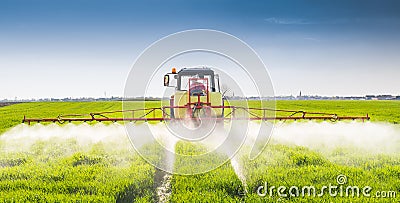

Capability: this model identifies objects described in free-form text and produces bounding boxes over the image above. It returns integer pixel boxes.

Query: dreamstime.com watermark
[256,175,396,199]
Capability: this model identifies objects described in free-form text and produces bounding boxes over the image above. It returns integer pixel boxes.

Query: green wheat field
[0,101,399,202]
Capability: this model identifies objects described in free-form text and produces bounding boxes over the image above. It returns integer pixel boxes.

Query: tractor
[163,67,224,120]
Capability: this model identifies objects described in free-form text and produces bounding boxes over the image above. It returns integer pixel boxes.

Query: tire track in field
[154,137,177,203]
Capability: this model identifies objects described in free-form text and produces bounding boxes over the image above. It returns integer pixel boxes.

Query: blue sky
[1,0,399,99]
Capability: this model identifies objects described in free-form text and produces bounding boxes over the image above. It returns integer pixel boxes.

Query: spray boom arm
[22,106,370,125]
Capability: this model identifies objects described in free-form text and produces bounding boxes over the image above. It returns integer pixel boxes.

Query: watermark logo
[336,174,347,185]
[257,174,396,199]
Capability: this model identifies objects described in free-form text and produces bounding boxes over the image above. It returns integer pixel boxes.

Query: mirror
[164,74,177,87]
[164,75,169,86]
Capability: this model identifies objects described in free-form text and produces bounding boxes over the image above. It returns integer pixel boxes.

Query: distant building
[366,95,396,100]
[377,95,395,100]
[366,95,375,100]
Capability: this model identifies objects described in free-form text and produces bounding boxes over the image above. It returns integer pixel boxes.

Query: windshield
[179,75,212,91]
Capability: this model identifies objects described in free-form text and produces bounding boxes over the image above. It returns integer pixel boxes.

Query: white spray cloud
[2,122,399,180]
[2,121,399,156]
[0,123,130,153]
[271,121,400,154]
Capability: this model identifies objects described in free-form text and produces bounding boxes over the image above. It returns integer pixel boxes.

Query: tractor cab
[164,67,223,118]
[164,67,220,94]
